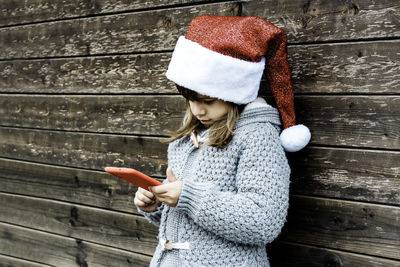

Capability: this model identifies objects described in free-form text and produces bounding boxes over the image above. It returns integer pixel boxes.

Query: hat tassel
[280,124,311,152]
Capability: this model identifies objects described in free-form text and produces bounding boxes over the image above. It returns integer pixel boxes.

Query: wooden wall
[0,0,399,266]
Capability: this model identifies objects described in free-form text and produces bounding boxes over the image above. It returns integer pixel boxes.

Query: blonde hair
[162,86,243,148]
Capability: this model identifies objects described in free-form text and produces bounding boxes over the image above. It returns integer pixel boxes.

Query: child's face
[189,94,230,126]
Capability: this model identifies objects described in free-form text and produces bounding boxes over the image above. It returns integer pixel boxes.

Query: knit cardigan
[139,100,290,267]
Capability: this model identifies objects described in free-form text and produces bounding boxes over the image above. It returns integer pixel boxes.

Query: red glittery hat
[166,15,310,152]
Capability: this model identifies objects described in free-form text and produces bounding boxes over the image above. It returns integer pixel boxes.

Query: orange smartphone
[105,167,162,190]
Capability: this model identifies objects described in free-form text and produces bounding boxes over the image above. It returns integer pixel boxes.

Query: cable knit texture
[139,100,290,267]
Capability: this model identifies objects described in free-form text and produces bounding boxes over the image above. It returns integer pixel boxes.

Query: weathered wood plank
[280,195,400,260]
[296,95,400,149]
[242,0,400,42]
[1,39,399,94]
[268,241,400,267]
[0,254,49,267]
[2,192,399,263]
[0,192,158,255]
[0,158,148,214]
[0,222,152,266]
[0,0,226,26]
[288,40,400,94]
[1,95,399,149]
[3,192,400,267]
[290,147,400,206]
[2,0,399,50]
[0,95,185,135]
[0,53,175,94]
[0,127,168,176]
[1,143,399,211]
[0,3,239,59]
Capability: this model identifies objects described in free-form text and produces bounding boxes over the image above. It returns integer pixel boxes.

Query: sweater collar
[234,97,281,130]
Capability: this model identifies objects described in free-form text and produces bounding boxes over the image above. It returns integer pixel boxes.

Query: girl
[134,15,310,267]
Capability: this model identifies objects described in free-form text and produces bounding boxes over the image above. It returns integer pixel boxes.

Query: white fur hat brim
[166,36,265,104]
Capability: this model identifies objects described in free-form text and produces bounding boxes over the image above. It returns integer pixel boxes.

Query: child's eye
[203,100,215,104]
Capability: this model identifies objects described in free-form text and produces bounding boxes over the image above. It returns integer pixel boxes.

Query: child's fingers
[139,193,154,203]
[148,188,169,201]
[138,187,155,199]
[135,188,155,203]
[151,190,173,202]
[134,198,147,207]
[166,167,177,182]
[134,194,153,207]
[149,184,168,195]
[154,195,166,203]
[155,195,175,207]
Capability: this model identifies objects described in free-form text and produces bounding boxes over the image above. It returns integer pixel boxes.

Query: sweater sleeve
[175,125,290,245]
[136,178,168,227]
[137,203,165,227]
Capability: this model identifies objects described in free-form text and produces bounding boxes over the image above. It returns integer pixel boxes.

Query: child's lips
[200,119,212,124]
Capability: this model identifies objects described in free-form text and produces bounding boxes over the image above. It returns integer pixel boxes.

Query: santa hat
[166,15,311,152]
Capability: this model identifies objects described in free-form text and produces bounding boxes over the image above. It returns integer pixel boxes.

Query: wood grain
[0,192,158,255]
[0,3,239,59]
[0,222,152,266]
[1,0,399,265]
[0,254,49,267]
[2,186,399,262]
[0,53,175,94]
[0,0,224,26]
[242,0,400,42]
[0,127,168,176]
[2,166,399,261]
[280,195,400,260]
[268,241,400,267]
[0,158,148,214]
[1,40,399,94]
[290,147,400,206]
[288,40,400,94]
[0,95,185,135]
[296,95,400,149]
[2,0,399,52]
[0,145,398,210]
[1,95,398,149]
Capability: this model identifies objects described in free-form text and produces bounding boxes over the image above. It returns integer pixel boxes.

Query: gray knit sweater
[139,99,290,266]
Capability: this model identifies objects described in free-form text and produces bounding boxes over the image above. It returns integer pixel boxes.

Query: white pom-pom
[280,124,311,152]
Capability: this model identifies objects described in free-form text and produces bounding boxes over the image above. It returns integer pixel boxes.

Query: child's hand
[150,167,182,207]
[134,187,161,212]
